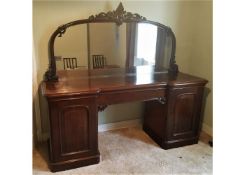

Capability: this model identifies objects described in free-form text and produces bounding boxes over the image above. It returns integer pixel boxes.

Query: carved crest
[88,2,146,25]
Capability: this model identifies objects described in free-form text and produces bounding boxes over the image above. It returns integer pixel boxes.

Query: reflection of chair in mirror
[63,57,78,70]
[92,55,106,69]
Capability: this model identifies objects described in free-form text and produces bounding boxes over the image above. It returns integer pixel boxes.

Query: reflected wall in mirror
[54,22,173,71]
[89,23,126,69]
[54,25,88,70]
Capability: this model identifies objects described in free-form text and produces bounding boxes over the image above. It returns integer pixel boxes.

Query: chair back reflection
[92,55,106,69]
[63,57,77,70]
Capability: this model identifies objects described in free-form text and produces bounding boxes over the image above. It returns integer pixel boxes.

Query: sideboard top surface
[42,66,207,98]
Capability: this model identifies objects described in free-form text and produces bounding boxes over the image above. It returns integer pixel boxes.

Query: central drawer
[97,87,166,105]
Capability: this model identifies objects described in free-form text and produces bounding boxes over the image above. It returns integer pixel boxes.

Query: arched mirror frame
[44,2,179,81]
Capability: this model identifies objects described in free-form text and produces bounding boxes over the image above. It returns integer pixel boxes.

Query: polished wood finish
[143,85,207,149]
[46,95,100,172]
[42,66,207,98]
[42,66,207,171]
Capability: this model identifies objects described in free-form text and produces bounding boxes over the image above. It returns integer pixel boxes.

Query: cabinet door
[48,96,98,162]
[166,86,204,141]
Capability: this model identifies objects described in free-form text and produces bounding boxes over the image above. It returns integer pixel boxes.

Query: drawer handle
[158,97,166,104]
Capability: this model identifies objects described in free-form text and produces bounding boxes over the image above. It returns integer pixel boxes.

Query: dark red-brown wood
[143,85,207,149]
[42,66,207,172]
[46,95,100,172]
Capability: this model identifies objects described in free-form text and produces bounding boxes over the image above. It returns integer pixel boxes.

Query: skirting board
[39,120,211,141]
[39,119,142,142]
[98,119,142,132]
[202,123,213,136]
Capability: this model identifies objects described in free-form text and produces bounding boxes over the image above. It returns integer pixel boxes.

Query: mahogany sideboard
[41,66,207,172]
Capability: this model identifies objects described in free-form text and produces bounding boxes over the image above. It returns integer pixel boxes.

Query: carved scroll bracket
[98,105,108,112]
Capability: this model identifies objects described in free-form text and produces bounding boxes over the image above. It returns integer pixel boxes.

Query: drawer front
[98,87,166,105]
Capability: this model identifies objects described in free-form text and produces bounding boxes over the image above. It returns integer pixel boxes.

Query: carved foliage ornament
[56,3,146,38]
[88,2,146,25]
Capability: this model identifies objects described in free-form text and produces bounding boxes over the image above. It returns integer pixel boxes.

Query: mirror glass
[54,22,173,71]
[54,25,88,70]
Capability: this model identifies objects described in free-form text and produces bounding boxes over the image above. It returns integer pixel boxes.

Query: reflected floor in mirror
[33,127,212,174]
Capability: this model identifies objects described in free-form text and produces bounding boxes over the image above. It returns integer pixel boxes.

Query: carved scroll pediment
[88,2,146,25]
